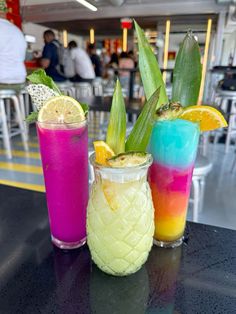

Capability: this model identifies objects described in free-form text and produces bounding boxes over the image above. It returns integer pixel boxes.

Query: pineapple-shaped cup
[87,153,154,276]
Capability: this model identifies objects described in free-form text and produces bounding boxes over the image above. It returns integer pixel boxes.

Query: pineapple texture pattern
[87,176,154,276]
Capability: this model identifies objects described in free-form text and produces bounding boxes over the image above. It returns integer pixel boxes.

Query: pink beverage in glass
[37,120,88,249]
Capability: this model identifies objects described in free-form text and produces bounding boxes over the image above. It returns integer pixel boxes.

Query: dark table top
[1,184,236,314]
[211,66,236,74]
[78,96,144,114]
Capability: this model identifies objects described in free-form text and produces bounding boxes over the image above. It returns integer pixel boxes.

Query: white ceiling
[21,0,228,23]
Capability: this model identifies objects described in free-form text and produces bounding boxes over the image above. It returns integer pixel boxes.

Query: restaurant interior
[1,0,236,312]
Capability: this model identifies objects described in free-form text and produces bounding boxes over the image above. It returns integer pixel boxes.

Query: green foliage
[25,111,38,124]
[125,87,160,152]
[172,31,202,107]
[27,69,62,95]
[80,103,89,116]
[106,80,127,154]
[134,20,168,108]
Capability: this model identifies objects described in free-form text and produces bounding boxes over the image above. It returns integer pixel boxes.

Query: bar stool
[92,80,103,96]
[232,150,236,172]
[57,81,75,98]
[0,89,28,159]
[191,155,213,222]
[74,82,93,99]
[213,89,236,153]
[18,88,31,140]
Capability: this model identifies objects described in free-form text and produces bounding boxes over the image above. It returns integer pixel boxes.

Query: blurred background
[0,0,236,230]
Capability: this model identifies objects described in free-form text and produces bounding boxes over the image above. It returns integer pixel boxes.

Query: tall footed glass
[37,120,88,249]
[87,153,154,276]
[149,119,199,248]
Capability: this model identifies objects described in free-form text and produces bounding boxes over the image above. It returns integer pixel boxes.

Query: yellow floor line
[0,149,40,159]
[0,179,45,192]
[0,162,42,174]
[15,141,39,148]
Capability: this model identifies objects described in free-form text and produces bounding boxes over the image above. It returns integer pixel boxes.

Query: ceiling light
[75,0,98,11]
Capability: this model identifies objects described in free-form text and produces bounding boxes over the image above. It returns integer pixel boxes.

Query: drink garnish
[93,141,115,165]
[27,69,62,95]
[134,20,167,108]
[27,84,59,111]
[125,87,160,152]
[107,152,150,168]
[26,69,88,123]
[180,105,228,131]
[134,20,228,133]
[172,30,202,107]
[106,80,126,154]
[155,102,183,121]
[38,96,85,124]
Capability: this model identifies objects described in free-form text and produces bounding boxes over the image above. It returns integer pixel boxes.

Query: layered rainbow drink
[37,121,88,249]
[149,119,199,247]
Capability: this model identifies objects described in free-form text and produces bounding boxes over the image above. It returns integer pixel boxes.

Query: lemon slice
[94,141,115,165]
[107,152,150,168]
[180,105,228,131]
[38,96,85,123]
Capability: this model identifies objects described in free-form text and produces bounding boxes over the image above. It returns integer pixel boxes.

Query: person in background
[41,29,66,82]
[128,50,138,67]
[0,0,26,91]
[68,41,95,83]
[106,52,119,79]
[118,51,135,91]
[109,53,119,69]
[87,44,102,77]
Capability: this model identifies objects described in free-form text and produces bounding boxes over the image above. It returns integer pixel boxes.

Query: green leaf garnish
[106,79,127,154]
[134,20,168,108]
[25,111,38,124]
[27,69,62,95]
[80,103,89,116]
[172,30,202,107]
[125,87,160,152]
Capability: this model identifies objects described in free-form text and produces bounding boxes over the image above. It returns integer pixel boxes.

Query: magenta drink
[37,120,88,249]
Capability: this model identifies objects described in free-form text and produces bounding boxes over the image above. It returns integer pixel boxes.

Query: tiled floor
[0,128,236,231]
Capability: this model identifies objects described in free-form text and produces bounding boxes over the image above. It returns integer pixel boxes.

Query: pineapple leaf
[172,30,202,107]
[134,20,168,108]
[106,80,126,154]
[125,87,160,152]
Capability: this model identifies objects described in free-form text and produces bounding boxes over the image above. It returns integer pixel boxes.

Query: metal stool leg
[199,177,206,213]
[0,99,12,159]
[225,114,234,153]
[231,152,236,172]
[18,94,29,140]
[12,95,28,151]
[192,178,200,222]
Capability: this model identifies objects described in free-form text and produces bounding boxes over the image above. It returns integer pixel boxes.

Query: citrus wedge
[107,152,150,168]
[180,105,228,131]
[38,96,85,123]
[94,141,115,165]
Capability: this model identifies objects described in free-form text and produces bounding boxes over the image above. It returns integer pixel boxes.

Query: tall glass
[87,153,154,276]
[149,119,199,248]
[37,120,88,249]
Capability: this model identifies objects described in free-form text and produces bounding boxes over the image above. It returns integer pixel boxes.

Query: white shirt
[0,19,27,84]
[71,47,95,79]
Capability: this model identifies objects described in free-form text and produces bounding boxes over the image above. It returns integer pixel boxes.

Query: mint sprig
[27,69,62,95]
[80,103,89,116]
[25,111,39,124]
